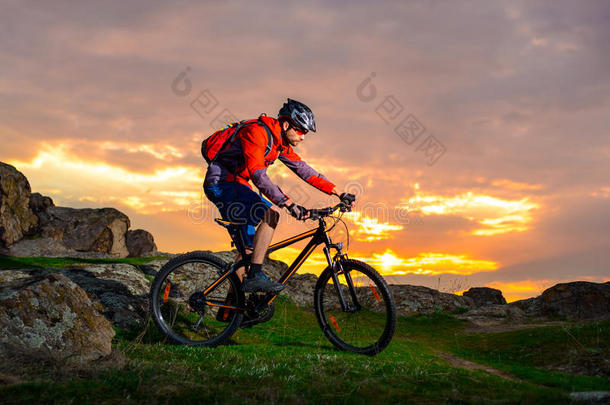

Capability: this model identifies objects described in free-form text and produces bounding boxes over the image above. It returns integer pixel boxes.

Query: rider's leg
[229,206,279,285]
[241,205,284,293]
[233,247,253,281]
[251,205,280,265]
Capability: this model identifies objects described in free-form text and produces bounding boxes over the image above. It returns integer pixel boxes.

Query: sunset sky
[2,1,609,301]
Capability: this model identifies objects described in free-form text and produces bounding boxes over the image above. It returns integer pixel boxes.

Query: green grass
[0,255,167,270]
[1,261,608,403]
[4,295,608,404]
[446,321,610,392]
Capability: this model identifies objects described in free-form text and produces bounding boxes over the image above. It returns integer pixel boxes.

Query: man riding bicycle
[204,98,355,293]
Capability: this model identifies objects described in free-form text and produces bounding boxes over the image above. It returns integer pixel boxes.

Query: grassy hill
[1,290,609,404]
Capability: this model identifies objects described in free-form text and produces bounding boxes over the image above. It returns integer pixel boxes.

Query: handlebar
[308,202,351,221]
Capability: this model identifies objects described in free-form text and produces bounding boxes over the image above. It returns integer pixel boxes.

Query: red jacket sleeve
[278,145,335,194]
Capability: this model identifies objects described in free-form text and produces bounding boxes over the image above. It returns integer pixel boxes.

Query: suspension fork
[322,238,361,312]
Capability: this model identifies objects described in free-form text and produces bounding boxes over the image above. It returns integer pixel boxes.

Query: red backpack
[201,115,274,164]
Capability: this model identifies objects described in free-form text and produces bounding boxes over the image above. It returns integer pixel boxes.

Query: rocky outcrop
[0,162,38,249]
[463,287,507,307]
[59,263,151,329]
[0,263,151,329]
[456,304,525,324]
[390,284,474,315]
[0,273,115,363]
[0,161,157,258]
[29,192,54,229]
[7,237,115,258]
[3,246,608,338]
[126,229,157,257]
[510,281,610,320]
[38,207,130,257]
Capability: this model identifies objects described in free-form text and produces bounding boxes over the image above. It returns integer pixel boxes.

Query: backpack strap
[257,118,274,157]
[210,118,274,167]
[208,120,251,164]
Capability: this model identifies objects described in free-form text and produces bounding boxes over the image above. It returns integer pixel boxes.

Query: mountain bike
[149,202,396,355]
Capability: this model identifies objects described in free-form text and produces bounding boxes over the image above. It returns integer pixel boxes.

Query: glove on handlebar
[339,192,356,205]
[287,203,309,220]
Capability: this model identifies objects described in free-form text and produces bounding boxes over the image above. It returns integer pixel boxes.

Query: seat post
[214,218,251,262]
[230,225,248,260]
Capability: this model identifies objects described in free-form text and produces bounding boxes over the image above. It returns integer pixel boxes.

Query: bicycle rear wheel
[314,259,396,355]
[149,251,244,346]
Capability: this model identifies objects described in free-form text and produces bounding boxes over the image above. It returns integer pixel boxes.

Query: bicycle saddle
[214,218,248,228]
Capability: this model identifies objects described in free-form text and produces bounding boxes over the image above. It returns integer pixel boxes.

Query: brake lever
[338,202,352,213]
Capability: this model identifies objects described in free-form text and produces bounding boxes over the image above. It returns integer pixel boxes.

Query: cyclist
[204,98,355,293]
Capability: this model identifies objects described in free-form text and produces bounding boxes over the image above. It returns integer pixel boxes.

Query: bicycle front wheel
[314,259,396,355]
[149,251,244,346]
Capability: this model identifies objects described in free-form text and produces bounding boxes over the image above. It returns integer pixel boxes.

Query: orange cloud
[359,249,498,276]
[590,186,610,198]
[403,186,540,236]
[343,211,403,241]
[9,143,203,215]
[271,247,498,280]
[486,280,555,302]
[491,179,543,190]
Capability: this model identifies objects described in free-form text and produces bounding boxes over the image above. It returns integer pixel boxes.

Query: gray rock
[284,273,319,307]
[509,297,538,314]
[126,229,157,257]
[510,281,610,320]
[58,263,151,329]
[0,263,151,329]
[0,270,40,284]
[29,192,54,212]
[139,259,169,276]
[457,304,525,324]
[569,391,610,403]
[0,273,114,363]
[390,284,474,316]
[463,287,507,307]
[7,237,115,258]
[29,192,54,230]
[39,206,130,257]
[0,162,38,248]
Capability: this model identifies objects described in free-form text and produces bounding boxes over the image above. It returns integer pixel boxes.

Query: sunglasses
[290,125,308,136]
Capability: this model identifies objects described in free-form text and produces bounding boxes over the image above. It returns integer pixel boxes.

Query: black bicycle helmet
[278,98,316,132]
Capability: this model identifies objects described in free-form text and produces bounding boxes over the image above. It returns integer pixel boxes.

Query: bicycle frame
[204,217,354,312]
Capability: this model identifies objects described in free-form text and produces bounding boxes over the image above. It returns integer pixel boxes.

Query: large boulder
[390,284,474,315]
[510,281,610,320]
[463,287,507,307]
[39,206,130,257]
[29,192,54,229]
[126,229,157,257]
[7,237,114,258]
[0,162,38,248]
[457,304,525,325]
[1,263,151,329]
[61,263,151,329]
[0,273,115,363]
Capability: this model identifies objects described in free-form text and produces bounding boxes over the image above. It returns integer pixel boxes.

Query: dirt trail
[435,351,522,382]
[464,321,568,334]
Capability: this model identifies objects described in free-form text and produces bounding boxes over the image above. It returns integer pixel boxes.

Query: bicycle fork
[323,243,361,313]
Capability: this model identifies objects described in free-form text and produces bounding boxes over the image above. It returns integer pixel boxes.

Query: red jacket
[204,115,335,206]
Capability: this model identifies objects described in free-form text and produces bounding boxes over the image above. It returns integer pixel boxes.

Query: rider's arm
[241,127,290,206]
[278,146,335,195]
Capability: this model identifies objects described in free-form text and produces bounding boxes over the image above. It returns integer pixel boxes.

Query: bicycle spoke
[150,252,243,347]
[315,259,396,355]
